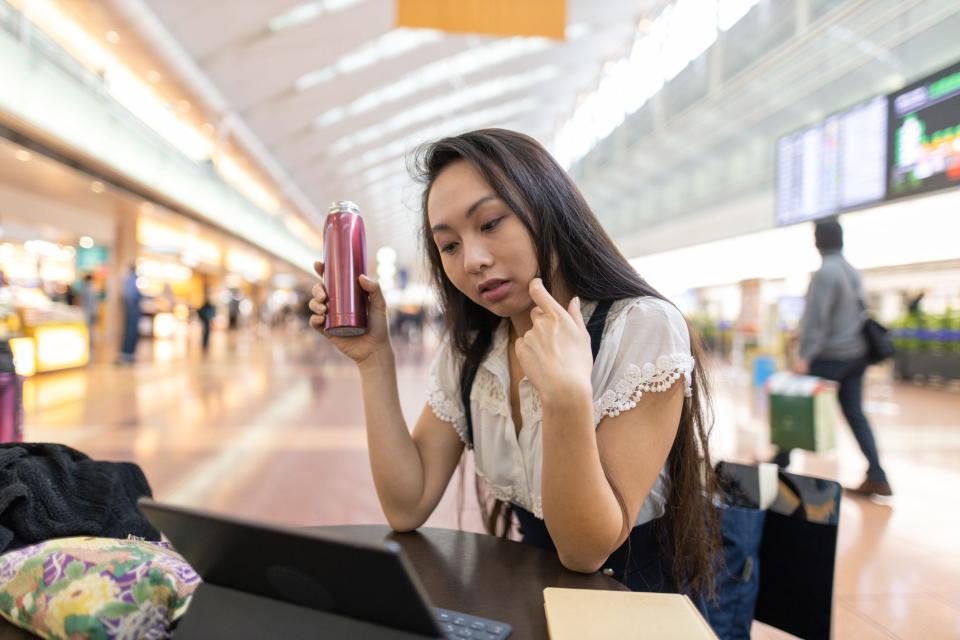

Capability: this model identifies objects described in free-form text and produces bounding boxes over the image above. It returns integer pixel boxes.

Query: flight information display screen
[839,95,889,208]
[887,60,960,200]
[776,95,888,225]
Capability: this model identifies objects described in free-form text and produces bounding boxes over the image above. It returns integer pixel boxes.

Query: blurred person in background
[300,293,313,329]
[907,290,925,317]
[197,289,215,354]
[79,273,100,350]
[117,264,142,365]
[308,129,719,607]
[228,291,241,330]
[160,282,175,312]
[780,219,892,497]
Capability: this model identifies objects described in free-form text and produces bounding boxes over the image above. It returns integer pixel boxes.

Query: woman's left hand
[514,278,593,404]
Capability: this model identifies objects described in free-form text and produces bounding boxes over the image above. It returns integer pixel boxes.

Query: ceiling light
[90,181,105,193]
[146,69,161,83]
[14,149,31,162]
[337,29,440,75]
[360,164,408,187]
[295,29,442,93]
[270,2,323,31]
[313,37,553,130]
[79,236,95,249]
[328,66,560,156]
[295,67,336,92]
[314,107,346,128]
[360,175,411,198]
[105,30,119,44]
[268,0,365,33]
[341,97,541,176]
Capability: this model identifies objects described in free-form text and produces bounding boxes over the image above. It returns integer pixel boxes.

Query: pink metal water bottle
[324,200,368,336]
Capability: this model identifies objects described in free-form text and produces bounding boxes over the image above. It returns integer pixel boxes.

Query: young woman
[309,129,718,598]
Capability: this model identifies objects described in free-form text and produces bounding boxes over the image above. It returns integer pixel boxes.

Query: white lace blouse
[427,296,695,526]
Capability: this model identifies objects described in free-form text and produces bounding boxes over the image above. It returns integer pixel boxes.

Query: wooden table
[320,525,627,638]
[0,526,626,639]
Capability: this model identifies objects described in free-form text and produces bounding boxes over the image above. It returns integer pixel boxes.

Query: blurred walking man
[778,219,892,497]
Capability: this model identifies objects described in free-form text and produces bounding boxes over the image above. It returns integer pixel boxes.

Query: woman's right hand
[309,261,392,367]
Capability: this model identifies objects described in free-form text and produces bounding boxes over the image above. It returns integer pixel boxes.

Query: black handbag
[862,316,895,365]
[840,263,895,365]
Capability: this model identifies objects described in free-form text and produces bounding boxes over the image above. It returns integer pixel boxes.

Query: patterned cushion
[0,536,200,639]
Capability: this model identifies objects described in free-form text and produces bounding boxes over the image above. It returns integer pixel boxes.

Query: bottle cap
[328,200,360,215]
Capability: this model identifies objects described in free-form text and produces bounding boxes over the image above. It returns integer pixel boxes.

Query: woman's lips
[480,280,511,303]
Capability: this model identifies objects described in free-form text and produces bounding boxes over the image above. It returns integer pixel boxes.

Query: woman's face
[427,160,539,318]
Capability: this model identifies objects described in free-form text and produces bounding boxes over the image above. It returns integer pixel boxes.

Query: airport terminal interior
[1,0,959,638]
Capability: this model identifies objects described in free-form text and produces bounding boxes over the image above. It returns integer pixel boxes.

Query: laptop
[138,498,512,639]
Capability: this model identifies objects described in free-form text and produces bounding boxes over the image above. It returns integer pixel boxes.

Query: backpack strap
[587,299,614,361]
[460,299,615,448]
[460,357,481,447]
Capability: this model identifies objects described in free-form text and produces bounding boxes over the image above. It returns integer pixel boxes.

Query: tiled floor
[20,325,960,639]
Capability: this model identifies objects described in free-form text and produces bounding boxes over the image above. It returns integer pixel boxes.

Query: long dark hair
[413,128,719,595]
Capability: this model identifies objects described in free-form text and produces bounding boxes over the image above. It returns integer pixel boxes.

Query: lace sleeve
[592,298,695,425]
[426,338,470,445]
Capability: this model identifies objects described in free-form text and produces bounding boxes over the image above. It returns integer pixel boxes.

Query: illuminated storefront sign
[76,245,109,270]
[1,242,77,283]
[31,325,90,372]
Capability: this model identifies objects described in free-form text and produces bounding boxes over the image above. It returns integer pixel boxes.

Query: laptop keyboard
[434,607,512,639]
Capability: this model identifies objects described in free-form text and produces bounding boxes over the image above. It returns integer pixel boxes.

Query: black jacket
[0,443,159,552]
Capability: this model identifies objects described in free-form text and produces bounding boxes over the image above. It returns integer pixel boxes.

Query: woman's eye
[440,242,458,254]
[480,217,504,232]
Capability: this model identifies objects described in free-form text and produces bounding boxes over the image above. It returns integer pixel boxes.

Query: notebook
[543,588,717,640]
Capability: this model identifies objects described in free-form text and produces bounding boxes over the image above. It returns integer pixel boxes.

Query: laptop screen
[138,498,443,637]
